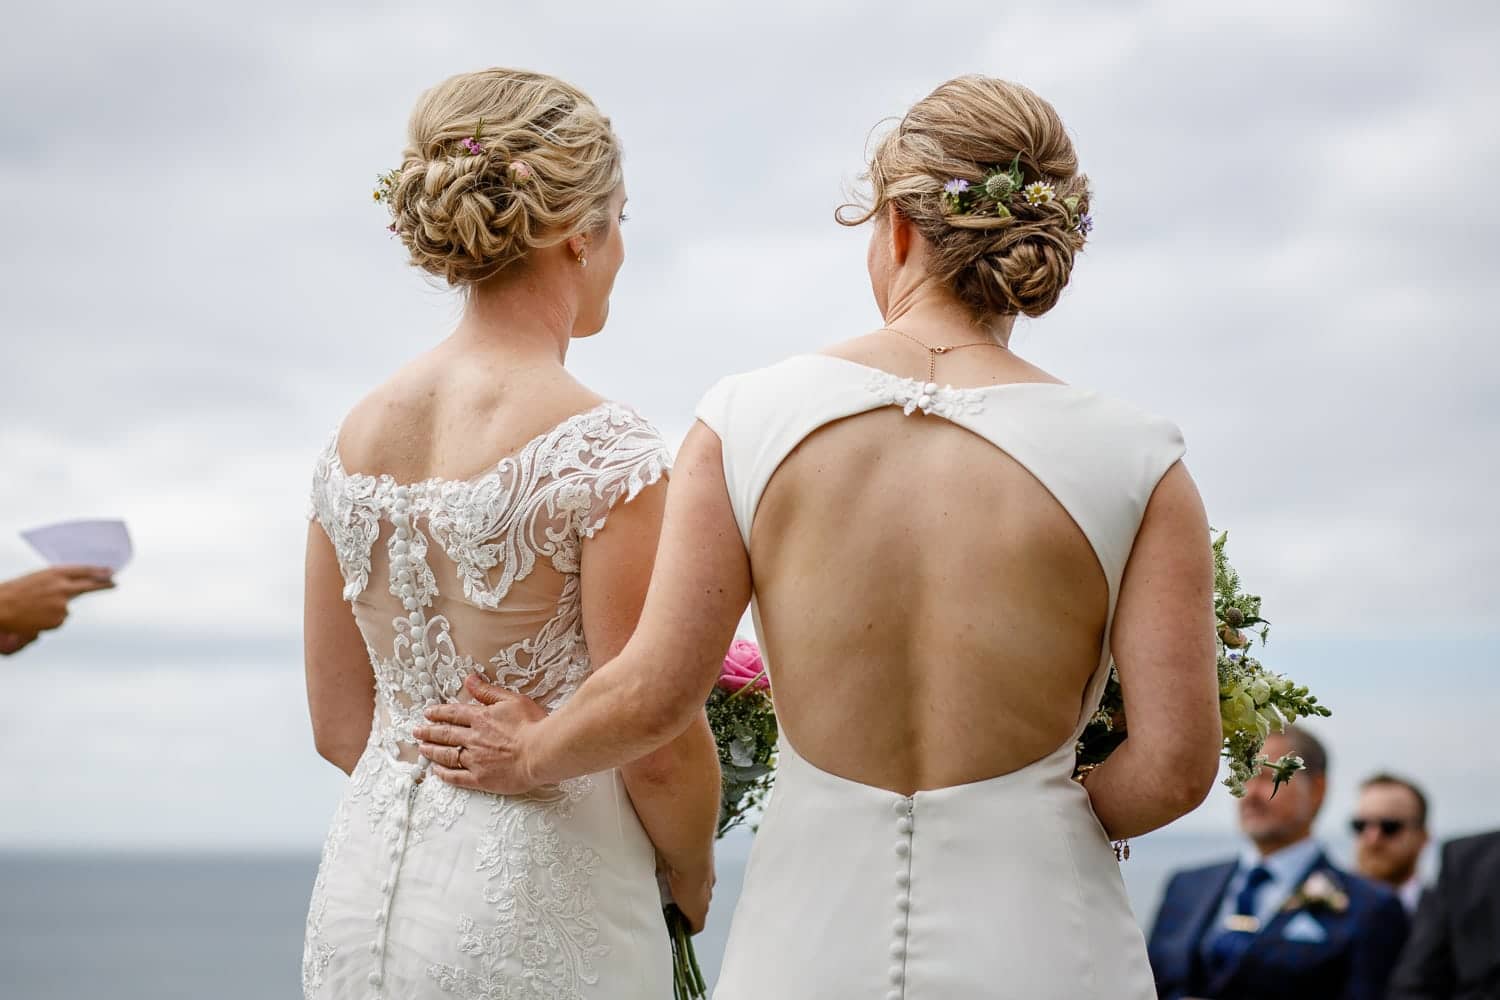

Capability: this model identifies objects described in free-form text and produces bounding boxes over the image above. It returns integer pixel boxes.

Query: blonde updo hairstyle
[840,76,1091,320]
[384,68,623,286]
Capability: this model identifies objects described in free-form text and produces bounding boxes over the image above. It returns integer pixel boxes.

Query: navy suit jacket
[1148,851,1410,1000]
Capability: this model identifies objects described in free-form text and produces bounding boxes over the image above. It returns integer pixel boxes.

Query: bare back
[696,344,1186,795]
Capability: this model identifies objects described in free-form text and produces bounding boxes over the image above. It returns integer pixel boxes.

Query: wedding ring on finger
[455,746,466,769]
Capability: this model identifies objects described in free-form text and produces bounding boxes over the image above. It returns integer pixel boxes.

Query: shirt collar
[1239,836,1323,886]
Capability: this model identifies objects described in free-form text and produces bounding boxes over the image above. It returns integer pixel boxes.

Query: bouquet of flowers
[666,638,778,1000]
[1075,531,1331,802]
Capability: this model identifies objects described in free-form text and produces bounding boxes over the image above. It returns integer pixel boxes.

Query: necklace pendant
[932,346,948,354]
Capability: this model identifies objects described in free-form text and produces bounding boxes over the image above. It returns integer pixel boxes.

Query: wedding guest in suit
[1354,773,1431,914]
[1148,726,1410,1000]
[0,565,114,655]
[1389,829,1500,1000]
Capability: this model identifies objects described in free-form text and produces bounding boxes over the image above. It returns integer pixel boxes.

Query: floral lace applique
[864,369,989,420]
[427,778,602,1000]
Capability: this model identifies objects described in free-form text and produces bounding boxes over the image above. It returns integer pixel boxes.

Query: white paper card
[21,519,133,572]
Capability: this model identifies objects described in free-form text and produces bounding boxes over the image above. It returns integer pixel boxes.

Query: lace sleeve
[566,405,672,539]
[308,432,339,525]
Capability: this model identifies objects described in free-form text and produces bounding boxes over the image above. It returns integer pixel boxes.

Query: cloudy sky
[1,0,1496,853]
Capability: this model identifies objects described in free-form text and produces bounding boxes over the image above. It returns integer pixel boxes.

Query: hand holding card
[21,519,132,572]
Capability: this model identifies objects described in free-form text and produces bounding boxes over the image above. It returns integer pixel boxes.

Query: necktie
[1205,864,1274,977]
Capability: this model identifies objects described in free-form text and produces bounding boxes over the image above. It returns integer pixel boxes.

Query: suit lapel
[1203,850,1331,996]
[1183,863,1237,985]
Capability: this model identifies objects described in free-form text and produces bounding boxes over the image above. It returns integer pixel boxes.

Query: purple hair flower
[943,178,970,196]
[462,137,484,155]
[1076,212,1094,237]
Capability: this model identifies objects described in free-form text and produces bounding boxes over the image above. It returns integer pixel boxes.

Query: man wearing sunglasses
[1352,774,1430,915]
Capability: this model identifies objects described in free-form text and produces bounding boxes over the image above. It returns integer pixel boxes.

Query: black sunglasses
[1350,817,1414,837]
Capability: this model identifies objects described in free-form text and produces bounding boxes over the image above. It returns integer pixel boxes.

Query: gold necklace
[878,326,1008,385]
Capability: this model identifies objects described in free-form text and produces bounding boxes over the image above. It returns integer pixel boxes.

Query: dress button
[403,599,420,613]
[368,970,383,986]
[896,816,913,834]
[388,845,400,860]
[374,910,386,924]
[887,992,903,1000]
[416,671,431,684]
[895,840,910,857]
[917,394,932,409]
[414,655,428,669]
[925,382,938,394]
[892,916,907,936]
[420,685,435,699]
[891,940,906,960]
[368,941,380,956]
[896,870,910,888]
[400,584,415,599]
[379,879,391,893]
[392,540,408,556]
[892,798,910,816]
[888,964,905,985]
[895,895,910,913]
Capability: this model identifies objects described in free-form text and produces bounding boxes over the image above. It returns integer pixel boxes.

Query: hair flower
[1075,212,1094,237]
[983,174,1014,199]
[943,178,970,196]
[373,169,400,204]
[508,160,534,182]
[462,137,484,155]
[1023,181,1056,205]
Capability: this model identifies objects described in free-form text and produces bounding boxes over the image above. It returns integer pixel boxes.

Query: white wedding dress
[302,402,673,1000]
[698,355,1184,1000]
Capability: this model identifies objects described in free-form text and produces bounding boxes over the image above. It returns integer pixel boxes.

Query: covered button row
[890,794,914,1000]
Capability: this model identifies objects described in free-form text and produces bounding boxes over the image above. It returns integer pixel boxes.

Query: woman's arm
[575,476,721,927]
[305,523,375,774]
[1082,463,1221,839]
[417,424,749,793]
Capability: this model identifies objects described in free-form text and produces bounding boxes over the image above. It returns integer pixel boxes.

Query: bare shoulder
[334,353,443,470]
[334,347,609,478]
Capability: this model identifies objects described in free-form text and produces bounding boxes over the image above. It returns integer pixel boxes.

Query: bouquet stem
[665,905,708,1000]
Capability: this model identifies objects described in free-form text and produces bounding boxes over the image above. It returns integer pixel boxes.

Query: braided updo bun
[383,68,622,286]
[840,76,1091,320]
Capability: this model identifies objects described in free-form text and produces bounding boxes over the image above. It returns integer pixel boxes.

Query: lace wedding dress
[302,402,673,1000]
[699,355,1184,1000]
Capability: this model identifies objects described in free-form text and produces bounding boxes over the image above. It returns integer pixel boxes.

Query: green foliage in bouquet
[705,638,779,835]
[707,683,779,837]
[1075,532,1331,796]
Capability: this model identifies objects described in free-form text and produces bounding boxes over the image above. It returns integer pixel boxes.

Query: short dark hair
[1277,725,1328,776]
[1361,772,1429,827]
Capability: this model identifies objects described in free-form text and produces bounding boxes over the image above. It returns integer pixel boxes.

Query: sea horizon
[0,827,1408,999]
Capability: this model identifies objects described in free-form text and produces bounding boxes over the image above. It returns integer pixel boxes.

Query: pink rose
[718,639,768,693]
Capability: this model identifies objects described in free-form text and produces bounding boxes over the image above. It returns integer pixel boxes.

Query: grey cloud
[2,0,1497,638]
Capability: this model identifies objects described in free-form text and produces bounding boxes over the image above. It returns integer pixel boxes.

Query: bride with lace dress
[416,77,1224,998]
[301,69,718,999]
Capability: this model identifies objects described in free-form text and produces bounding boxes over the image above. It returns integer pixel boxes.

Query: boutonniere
[1282,871,1350,914]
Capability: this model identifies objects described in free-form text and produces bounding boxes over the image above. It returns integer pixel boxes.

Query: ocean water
[0,830,1236,999]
